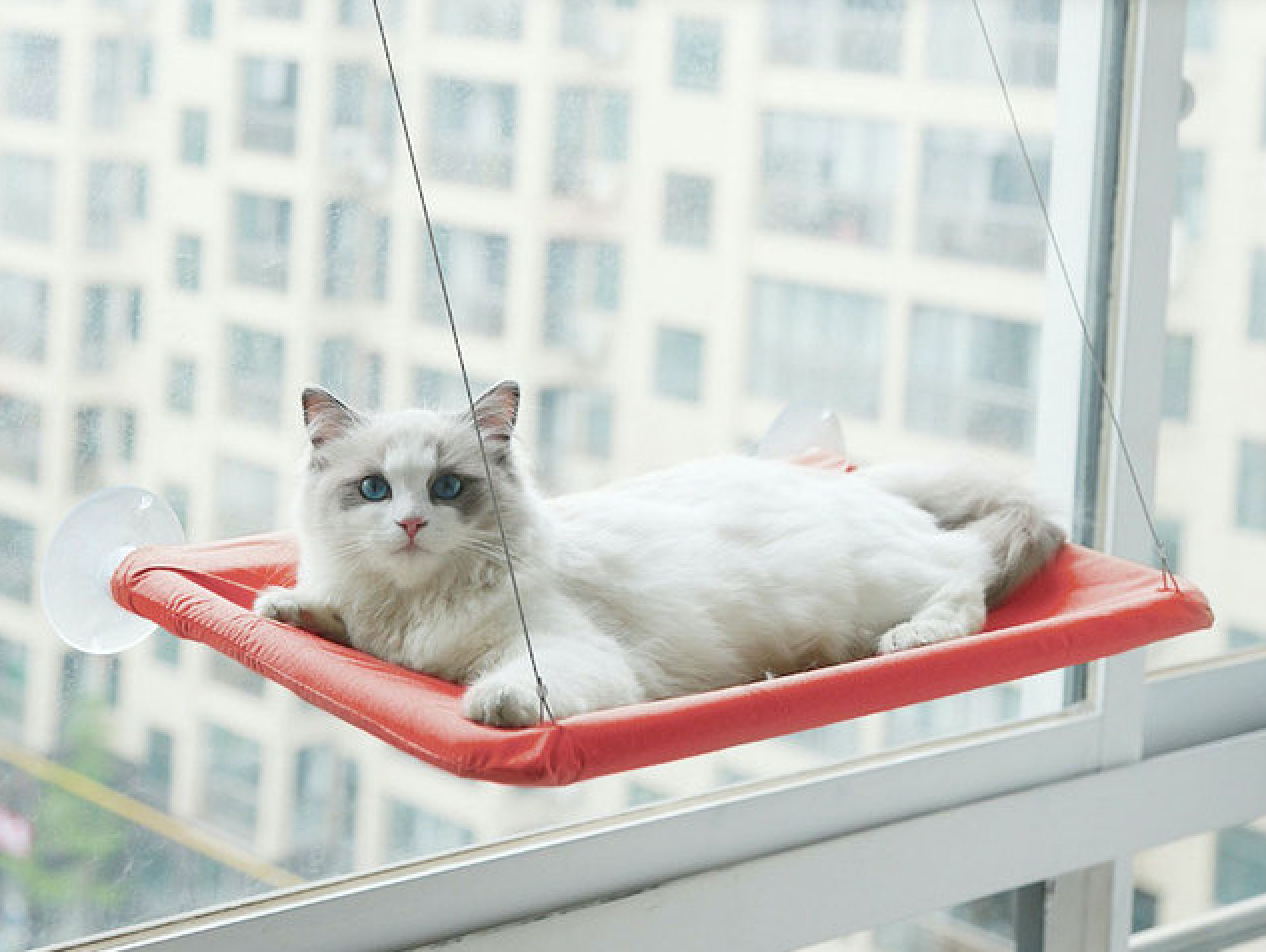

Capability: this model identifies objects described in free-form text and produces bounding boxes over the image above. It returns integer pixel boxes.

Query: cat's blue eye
[359,474,391,502]
[431,473,463,501]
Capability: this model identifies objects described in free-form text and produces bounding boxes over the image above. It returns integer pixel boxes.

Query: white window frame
[62,3,1266,951]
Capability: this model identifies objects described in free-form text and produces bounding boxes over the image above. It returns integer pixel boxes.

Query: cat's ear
[302,387,363,449]
[468,380,520,444]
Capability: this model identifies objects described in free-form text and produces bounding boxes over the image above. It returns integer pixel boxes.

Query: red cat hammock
[109,527,1211,786]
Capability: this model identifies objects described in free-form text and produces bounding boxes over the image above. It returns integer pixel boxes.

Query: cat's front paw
[462,676,547,728]
[254,587,304,626]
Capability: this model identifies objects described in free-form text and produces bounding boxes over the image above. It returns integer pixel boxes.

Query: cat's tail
[861,461,1067,606]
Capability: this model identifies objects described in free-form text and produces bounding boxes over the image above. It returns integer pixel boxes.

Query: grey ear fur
[469,380,520,443]
[302,386,362,448]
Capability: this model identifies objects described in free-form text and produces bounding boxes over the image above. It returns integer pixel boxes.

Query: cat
[254,381,1065,728]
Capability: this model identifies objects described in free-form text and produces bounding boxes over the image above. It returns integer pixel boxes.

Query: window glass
[0,1,1104,945]
[1149,0,1266,669]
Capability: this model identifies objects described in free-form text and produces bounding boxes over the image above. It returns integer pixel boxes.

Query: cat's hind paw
[254,587,304,625]
[462,676,547,728]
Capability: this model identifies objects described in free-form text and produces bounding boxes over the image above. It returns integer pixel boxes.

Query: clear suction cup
[757,402,847,460]
[41,486,185,654]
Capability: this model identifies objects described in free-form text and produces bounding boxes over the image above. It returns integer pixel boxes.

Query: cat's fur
[254,382,1066,727]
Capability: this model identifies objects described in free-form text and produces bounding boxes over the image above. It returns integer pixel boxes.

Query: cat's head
[294,381,529,587]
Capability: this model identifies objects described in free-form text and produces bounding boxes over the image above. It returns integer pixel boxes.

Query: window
[419,226,508,336]
[433,0,523,40]
[905,305,1038,451]
[239,57,299,154]
[1161,332,1194,421]
[0,271,48,361]
[0,514,35,604]
[1215,826,1266,905]
[918,128,1050,270]
[187,0,214,39]
[329,62,395,177]
[164,484,191,529]
[748,278,884,417]
[760,112,896,245]
[209,653,266,696]
[167,357,197,415]
[1237,440,1266,531]
[173,232,202,290]
[179,108,209,164]
[0,634,24,731]
[292,748,358,872]
[1228,626,1266,652]
[225,325,285,424]
[767,0,904,74]
[552,87,630,196]
[203,724,262,840]
[323,201,390,301]
[72,406,105,492]
[140,728,174,808]
[428,77,517,187]
[233,192,292,290]
[538,387,615,486]
[85,160,148,250]
[926,0,1059,87]
[2,32,59,120]
[383,798,473,863]
[414,367,481,410]
[544,239,622,350]
[152,629,182,666]
[1153,517,1184,574]
[1249,250,1266,341]
[1175,148,1207,241]
[213,457,278,537]
[319,338,383,411]
[0,393,40,483]
[671,18,722,91]
[241,0,302,19]
[0,153,55,242]
[654,327,704,402]
[662,173,712,247]
[79,284,142,372]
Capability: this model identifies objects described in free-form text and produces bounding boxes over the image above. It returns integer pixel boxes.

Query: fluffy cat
[254,382,1065,728]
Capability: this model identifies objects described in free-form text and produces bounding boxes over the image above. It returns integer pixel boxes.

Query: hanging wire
[369,0,555,721]
[968,0,1179,592]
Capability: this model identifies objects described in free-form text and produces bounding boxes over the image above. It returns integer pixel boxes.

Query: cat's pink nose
[397,517,427,541]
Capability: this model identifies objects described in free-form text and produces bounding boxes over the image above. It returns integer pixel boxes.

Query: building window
[1249,250,1266,342]
[0,272,48,362]
[1153,517,1184,574]
[213,457,278,537]
[187,0,214,38]
[663,173,712,247]
[767,0,904,74]
[1175,148,1206,241]
[544,239,622,350]
[203,724,262,840]
[209,652,267,696]
[0,514,35,604]
[167,358,197,415]
[72,406,105,492]
[173,232,203,291]
[434,0,523,40]
[1236,440,1266,532]
[233,192,292,290]
[140,728,174,809]
[419,226,508,336]
[428,77,517,187]
[241,0,303,19]
[1186,0,1215,52]
[1132,886,1161,933]
[164,484,191,529]
[0,394,41,483]
[748,278,885,418]
[672,18,722,91]
[1215,826,1266,905]
[383,798,473,864]
[0,153,55,243]
[552,86,630,197]
[654,327,704,402]
[85,161,148,250]
[320,338,383,412]
[337,0,401,28]
[2,32,59,120]
[225,325,285,424]
[0,635,25,732]
[918,128,1050,271]
[926,0,1058,88]
[324,201,390,301]
[1161,333,1194,421]
[152,629,182,666]
[760,112,896,245]
[415,367,489,411]
[330,62,395,174]
[180,108,209,164]
[239,57,299,154]
[905,305,1039,451]
[539,387,615,485]
[1228,627,1266,652]
[292,748,358,869]
[79,284,142,373]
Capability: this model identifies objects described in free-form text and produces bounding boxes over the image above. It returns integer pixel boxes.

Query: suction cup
[41,486,185,654]
[757,402,847,460]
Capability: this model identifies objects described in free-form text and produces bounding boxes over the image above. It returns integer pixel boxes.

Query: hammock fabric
[111,529,1212,786]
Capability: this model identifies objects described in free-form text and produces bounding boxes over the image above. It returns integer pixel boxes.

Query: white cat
[254,382,1065,728]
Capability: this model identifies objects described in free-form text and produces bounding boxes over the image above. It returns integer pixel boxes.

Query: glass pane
[1133,816,1266,944]
[1148,0,1266,670]
[0,0,1097,945]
